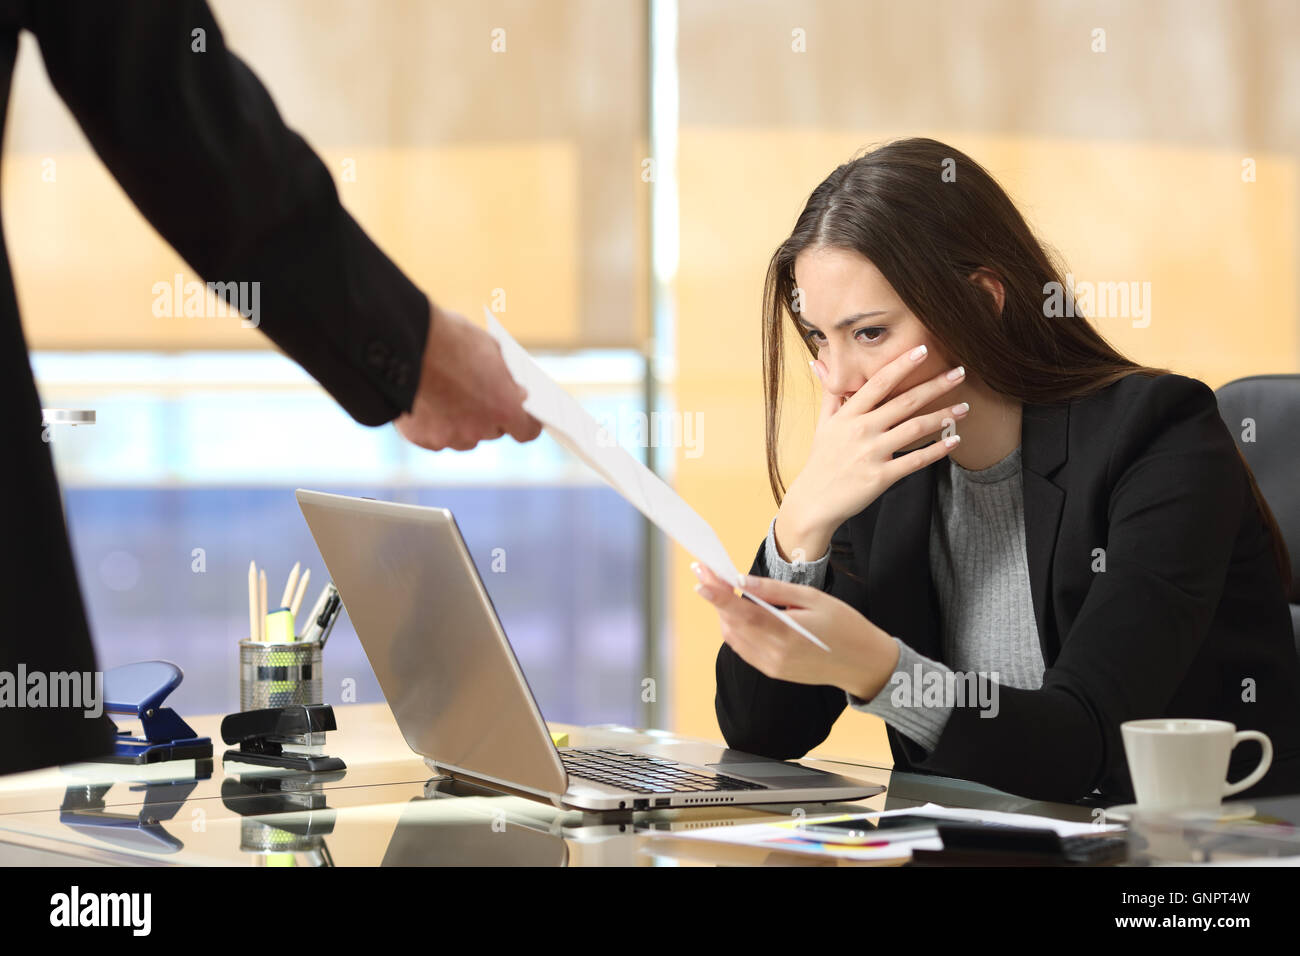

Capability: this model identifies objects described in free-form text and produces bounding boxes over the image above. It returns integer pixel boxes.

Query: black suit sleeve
[714,517,866,759]
[907,374,1245,802]
[24,0,429,425]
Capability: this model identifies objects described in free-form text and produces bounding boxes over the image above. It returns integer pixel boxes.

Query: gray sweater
[762,445,1043,752]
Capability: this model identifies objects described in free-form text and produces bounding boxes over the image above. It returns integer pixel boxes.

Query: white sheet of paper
[485,307,829,651]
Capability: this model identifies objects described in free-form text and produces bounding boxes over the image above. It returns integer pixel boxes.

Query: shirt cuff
[845,637,955,753]
[763,515,830,588]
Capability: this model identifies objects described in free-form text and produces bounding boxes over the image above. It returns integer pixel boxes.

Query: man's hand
[394,304,543,450]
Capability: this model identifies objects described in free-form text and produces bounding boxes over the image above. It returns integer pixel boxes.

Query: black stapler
[221,704,346,772]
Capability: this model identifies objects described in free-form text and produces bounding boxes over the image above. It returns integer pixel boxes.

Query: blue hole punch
[103,661,213,765]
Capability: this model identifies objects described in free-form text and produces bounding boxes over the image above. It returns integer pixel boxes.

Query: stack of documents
[639,802,1124,863]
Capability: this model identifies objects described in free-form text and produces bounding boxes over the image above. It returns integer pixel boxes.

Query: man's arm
[25,0,427,425]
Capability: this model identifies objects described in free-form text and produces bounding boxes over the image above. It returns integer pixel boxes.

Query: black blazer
[0,2,429,774]
[717,371,1300,804]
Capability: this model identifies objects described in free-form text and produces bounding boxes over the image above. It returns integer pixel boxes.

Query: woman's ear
[968,267,1005,316]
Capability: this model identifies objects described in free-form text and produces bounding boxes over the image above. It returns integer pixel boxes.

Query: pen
[316,592,342,649]
[300,582,332,641]
[302,584,341,647]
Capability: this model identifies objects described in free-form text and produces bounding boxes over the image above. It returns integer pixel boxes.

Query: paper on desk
[643,802,1124,863]
[485,306,829,651]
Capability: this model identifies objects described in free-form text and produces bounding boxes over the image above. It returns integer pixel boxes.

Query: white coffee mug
[1121,718,1272,812]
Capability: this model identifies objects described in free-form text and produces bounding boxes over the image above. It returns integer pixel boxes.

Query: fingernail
[690,561,702,578]
[952,401,970,415]
[945,434,962,447]
[909,344,928,362]
[947,365,965,381]
[737,574,747,588]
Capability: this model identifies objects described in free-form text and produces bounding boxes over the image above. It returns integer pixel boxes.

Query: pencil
[258,569,268,643]
[290,568,310,622]
[248,560,258,643]
[280,561,300,611]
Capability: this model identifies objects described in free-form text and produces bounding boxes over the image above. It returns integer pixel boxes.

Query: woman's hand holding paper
[692,562,899,701]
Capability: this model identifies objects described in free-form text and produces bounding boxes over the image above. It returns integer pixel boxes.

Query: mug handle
[1223,730,1273,797]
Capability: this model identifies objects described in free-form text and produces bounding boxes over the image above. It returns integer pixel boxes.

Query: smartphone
[790,813,956,845]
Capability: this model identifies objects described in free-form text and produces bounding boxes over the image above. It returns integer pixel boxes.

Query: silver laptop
[296,490,884,812]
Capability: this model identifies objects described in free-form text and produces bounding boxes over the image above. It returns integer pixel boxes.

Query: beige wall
[6,0,649,350]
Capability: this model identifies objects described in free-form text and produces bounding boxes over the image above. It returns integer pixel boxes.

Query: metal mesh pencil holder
[239,639,322,711]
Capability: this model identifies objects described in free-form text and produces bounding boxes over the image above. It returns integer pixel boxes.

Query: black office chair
[1214,374,1300,654]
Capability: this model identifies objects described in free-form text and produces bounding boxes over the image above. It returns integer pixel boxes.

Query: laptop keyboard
[559,748,767,794]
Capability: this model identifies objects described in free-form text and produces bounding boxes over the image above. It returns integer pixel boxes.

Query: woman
[693,137,1300,805]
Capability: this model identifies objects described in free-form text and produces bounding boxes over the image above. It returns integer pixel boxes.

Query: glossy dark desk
[0,703,1104,866]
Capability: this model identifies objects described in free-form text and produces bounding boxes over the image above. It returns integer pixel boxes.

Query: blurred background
[7,0,1298,765]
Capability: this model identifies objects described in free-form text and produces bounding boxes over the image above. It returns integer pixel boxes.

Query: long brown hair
[761,137,1292,595]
